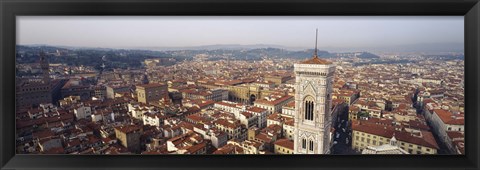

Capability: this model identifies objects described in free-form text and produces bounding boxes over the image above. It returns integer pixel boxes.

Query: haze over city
[17,16,463,52]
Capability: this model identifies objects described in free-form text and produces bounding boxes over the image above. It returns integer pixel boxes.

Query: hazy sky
[17,16,463,49]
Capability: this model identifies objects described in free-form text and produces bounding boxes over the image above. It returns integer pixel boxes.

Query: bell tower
[294,29,335,154]
[39,51,50,84]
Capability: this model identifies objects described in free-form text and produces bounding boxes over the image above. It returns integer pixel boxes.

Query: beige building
[254,95,294,114]
[332,89,359,105]
[213,118,246,141]
[265,74,292,85]
[136,83,168,104]
[274,138,294,154]
[228,85,262,104]
[352,120,439,154]
[266,113,294,140]
[114,125,143,153]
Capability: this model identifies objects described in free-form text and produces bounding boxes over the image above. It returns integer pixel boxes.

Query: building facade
[16,52,52,109]
[114,125,143,153]
[293,54,335,154]
[136,83,168,104]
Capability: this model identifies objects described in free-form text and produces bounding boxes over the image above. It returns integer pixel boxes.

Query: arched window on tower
[302,138,307,149]
[309,140,314,151]
[304,96,314,121]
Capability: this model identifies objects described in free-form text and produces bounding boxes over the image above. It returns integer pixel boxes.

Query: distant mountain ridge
[19,42,463,53]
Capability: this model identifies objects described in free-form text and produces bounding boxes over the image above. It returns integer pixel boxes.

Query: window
[304,97,314,121]
[302,139,307,149]
[309,141,314,151]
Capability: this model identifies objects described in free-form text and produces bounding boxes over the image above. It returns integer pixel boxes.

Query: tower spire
[314,28,318,58]
[39,51,50,84]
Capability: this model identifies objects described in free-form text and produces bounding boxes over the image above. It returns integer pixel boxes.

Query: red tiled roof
[285,101,295,108]
[300,56,332,65]
[274,138,294,150]
[433,109,464,125]
[255,95,293,106]
[246,106,267,113]
[352,121,439,149]
[136,83,166,89]
[214,119,241,129]
[447,131,464,139]
[241,112,253,118]
[115,125,141,134]
[186,141,207,154]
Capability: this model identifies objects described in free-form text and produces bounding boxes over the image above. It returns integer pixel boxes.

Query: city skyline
[17,16,463,52]
[14,17,464,155]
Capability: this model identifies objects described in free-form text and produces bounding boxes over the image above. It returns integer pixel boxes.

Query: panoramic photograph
[15,16,464,155]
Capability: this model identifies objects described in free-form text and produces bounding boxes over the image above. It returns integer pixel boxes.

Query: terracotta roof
[246,106,267,113]
[447,131,464,139]
[44,147,65,154]
[300,56,332,65]
[255,95,293,106]
[285,101,295,108]
[185,141,207,154]
[213,143,243,154]
[241,112,253,118]
[433,109,464,125]
[274,138,294,150]
[136,83,166,89]
[352,121,439,149]
[214,119,241,129]
[255,133,273,143]
[115,125,141,134]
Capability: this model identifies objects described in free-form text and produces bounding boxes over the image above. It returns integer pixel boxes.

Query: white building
[73,105,92,120]
[254,95,294,115]
[193,124,228,148]
[214,101,268,129]
[362,136,409,154]
[428,109,464,153]
[293,35,335,154]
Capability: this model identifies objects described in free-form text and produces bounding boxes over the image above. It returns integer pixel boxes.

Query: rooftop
[300,56,332,65]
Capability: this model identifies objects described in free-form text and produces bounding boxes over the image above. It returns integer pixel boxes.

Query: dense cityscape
[15,44,464,155]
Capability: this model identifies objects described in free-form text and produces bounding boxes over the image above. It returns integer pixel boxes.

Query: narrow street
[331,105,359,154]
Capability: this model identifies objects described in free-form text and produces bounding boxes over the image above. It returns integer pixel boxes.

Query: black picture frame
[1,0,479,170]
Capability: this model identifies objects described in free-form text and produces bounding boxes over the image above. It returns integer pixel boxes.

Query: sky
[17,16,464,50]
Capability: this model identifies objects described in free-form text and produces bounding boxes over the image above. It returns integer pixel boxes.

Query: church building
[293,30,336,154]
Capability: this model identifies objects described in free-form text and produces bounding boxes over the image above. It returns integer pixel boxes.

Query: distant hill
[356,52,380,59]
[131,44,296,51]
